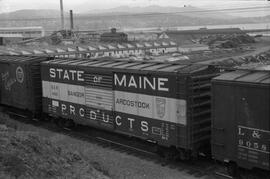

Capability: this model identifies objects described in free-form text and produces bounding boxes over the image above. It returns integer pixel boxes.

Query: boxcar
[0,55,51,116]
[41,58,218,156]
[212,69,270,171]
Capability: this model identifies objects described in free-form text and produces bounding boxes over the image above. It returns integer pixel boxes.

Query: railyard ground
[190,36,270,64]
[199,37,270,64]
[0,113,222,179]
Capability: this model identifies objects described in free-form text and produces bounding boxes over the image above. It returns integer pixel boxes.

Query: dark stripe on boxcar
[43,97,114,131]
[114,111,185,147]
[41,60,85,85]
[84,73,112,89]
[85,106,114,130]
[113,72,177,98]
[43,97,86,122]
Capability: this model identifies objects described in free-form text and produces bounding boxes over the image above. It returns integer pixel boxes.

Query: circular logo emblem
[16,66,24,83]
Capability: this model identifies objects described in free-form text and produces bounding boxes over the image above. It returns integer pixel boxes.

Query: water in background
[123,23,270,32]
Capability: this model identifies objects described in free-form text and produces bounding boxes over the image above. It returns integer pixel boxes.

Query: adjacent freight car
[41,58,218,158]
[0,55,51,117]
[212,69,270,174]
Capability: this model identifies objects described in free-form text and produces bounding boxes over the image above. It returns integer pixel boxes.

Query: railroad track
[1,109,234,179]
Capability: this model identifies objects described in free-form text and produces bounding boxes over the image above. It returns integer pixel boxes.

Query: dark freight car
[41,58,218,156]
[212,69,270,171]
[0,55,51,116]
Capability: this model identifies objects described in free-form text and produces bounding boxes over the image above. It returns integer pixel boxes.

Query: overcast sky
[0,0,269,13]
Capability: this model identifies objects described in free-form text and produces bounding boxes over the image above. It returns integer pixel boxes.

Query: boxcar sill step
[212,127,225,131]
[95,137,156,156]
[212,142,225,147]
[215,171,233,179]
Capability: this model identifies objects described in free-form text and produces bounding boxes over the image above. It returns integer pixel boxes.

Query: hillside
[0,9,69,20]
[0,6,234,20]
[0,125,110,179]
[85,5,236,20]
[0,7,269,31]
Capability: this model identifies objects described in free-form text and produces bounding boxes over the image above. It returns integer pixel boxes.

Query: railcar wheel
[41,114,50,121]
[63,119,75,129]
[178,149,191,161]
[157,147,185,161]
[226,162,238,177]
[53,118,62,127]
[164,148,179,161]
[156,146,165,157]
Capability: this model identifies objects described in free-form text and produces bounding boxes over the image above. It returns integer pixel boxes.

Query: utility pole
[60,0,64,30]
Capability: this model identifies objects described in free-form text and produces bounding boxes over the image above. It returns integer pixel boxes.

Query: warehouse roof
[0,40,178,56]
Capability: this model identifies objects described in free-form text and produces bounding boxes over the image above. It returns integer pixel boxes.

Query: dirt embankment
[0,124,110,179]
[209,49,270,68]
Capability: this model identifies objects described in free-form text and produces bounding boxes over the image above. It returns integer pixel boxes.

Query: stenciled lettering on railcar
[237,125,270,167]
[115,98,150,109]
[1,72,17,91]
[237,125,269,154]
[49,68,84,81]
[114,113,173,141]
[67,90,84,98]
[156,97,166,119]
[114,73,169,92]
[16,66,24,83]
[93,75,103,83]
[51,100,111,123]
[115,115,149,133]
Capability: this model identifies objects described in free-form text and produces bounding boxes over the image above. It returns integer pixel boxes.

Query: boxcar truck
[211,69,270,175]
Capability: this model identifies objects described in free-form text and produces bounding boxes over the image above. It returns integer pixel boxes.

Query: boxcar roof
[43,58,210,73]
[0,55,49,63]
[213,70,270,84]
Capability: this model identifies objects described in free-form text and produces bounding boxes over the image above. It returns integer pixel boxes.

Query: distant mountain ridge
[0,9,69,20]
[0,5,269,20]
[0,6,269,32]
[0,6,235,20]
[85,5,236,20]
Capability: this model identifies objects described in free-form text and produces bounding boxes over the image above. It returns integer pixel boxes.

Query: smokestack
[70,10,74,30]
[60,0,64,29]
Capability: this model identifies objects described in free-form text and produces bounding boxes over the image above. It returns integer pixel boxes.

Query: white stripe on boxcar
[42,81,85,105]
[85,87,113,111]
[114,91,186,125]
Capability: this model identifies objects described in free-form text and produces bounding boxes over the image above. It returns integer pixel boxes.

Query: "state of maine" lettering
[49,68,84,81]
[114,73,169,92]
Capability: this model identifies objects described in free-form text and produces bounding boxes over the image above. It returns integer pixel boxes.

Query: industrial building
[100,28,128,43]
[0,26,45,45]
[0,40,178,58]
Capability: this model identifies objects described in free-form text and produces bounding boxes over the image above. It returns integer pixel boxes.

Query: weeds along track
[0,108,232,179]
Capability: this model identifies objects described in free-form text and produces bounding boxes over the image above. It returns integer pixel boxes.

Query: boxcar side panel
[41,62,115,130]
[212,81,270,170]
[0,62,28,109]
[115,111,179,146]
[113,71,187,147]
[235,85,270,170]
[212,83,236,161]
